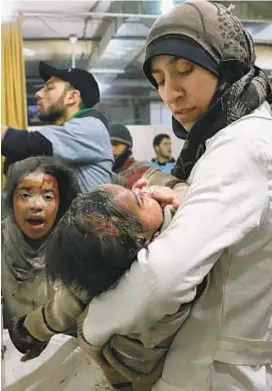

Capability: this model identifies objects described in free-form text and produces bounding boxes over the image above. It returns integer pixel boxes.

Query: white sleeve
[82,129,269,347]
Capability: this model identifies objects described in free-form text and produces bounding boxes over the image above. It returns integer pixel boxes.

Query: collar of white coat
[205,101,272,149]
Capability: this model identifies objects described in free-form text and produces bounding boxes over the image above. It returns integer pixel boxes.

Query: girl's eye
[132,191,141,207]
[44,193,54,201]
[19,192,30,200]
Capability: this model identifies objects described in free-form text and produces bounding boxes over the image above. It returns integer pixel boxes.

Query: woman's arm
[81,130,269,347]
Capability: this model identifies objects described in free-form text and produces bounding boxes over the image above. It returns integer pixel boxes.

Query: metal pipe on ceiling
[21,12,271,24]
[22,11,158,20]
[23,39,95,61]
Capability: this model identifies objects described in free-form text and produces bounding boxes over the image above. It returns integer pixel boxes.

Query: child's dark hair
[45,188,146,297]
[5,156,80,222]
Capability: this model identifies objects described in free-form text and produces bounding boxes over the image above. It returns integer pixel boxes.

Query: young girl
[2,156,80,327]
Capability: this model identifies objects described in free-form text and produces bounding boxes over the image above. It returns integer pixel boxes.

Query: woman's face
[13,171,59,239]
[103,184,163,239]
[151,56,218,131]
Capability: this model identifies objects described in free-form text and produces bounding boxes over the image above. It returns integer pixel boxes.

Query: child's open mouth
[26,218,44,226]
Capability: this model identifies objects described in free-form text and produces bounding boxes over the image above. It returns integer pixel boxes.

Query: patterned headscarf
[143,0,272,180]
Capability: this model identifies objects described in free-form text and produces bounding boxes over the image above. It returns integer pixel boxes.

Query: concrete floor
[2,331,115,391]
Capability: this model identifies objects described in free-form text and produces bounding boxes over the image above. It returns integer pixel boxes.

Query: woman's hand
[8,315,48,361]
[133,179,180,210]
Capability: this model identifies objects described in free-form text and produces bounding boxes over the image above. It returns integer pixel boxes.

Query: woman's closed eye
[156,77,165,87]
[176,63,195,76]
[151,70,164,87]
[178,68,194,76]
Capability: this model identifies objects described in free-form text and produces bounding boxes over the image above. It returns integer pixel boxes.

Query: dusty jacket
[2,261,53,328]
[113,157,151,189]
[1,217,54,327]
[81,102,272,391]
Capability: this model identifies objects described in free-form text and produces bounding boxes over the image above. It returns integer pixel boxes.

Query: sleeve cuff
[24,307,55,342]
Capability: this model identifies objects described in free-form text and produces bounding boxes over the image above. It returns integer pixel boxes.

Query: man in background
[109,123,151,189]
[1,61,113,191]
[151,133,175,174]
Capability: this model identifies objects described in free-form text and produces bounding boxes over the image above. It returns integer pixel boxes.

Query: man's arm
[1,125,53,163]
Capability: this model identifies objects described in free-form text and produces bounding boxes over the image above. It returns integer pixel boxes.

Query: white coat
[82,102,272,391]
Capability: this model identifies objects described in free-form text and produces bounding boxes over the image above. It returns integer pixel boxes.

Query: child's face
[13,171,59,239]
[103,184,164,239]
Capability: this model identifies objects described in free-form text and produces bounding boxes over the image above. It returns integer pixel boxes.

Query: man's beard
[113,148,131,172]
[39,107,66,123]
[38,95,66,123]
[159,151,171,159]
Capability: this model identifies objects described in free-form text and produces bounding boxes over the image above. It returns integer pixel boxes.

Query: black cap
[108,123,133,148]
[39,61,100,108]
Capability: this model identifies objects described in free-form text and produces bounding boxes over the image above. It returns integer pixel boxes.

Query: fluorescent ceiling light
[23,48,36,57]
[161,0,174,14]
[90,68,125,74]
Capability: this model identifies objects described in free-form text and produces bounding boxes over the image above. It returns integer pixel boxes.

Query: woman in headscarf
[75,1,272,390]
[2,156,80,327]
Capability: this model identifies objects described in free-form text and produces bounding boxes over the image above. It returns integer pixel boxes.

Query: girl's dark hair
[5,156,80,222]
[45,188,146,298]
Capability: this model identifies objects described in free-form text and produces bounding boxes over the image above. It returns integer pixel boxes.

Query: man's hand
[133,179,180,210]
[1,125,8,141]
[8,315,48,361]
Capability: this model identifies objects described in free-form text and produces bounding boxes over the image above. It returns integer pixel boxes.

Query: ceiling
[3,1,272,108]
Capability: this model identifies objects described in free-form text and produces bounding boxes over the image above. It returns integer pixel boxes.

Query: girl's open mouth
[26,218,44,226]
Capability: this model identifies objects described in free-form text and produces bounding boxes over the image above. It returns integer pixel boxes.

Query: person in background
[109,123,151,189]
[150,134,175,173]
[76,1,271,390]
[2,156,80,328]
[1,62,113,191]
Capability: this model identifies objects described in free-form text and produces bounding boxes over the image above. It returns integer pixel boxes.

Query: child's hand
[20,343,48,362]
[8,315,48,361]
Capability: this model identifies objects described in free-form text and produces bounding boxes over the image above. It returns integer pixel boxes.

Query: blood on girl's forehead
[17,172,58,191]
